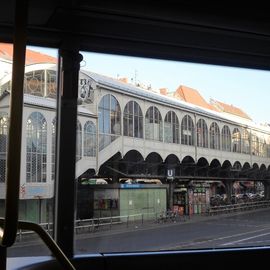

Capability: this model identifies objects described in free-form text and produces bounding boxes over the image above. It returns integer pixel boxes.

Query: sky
[29,46,270,124]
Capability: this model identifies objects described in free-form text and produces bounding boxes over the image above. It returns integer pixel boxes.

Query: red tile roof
[173,85,216,111]
[210,99,252,120]
[0,43,57,65]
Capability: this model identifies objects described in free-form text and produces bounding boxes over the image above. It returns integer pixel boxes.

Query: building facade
[1,44,270,222]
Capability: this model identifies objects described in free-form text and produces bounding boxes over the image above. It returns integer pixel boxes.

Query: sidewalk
[14,207,270,244]
[76,207,270,239]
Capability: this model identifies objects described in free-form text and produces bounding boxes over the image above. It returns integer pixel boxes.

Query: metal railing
[15,201,270,240]
[16,211,171,239]
[208,200,270,215]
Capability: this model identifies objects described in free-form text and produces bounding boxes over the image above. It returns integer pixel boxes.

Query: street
[8,208,270,257]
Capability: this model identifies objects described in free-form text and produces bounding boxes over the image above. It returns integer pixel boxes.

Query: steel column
[0,0,27,248]
[54,45,82,258]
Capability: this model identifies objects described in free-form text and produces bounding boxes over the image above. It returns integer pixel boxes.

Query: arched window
[259,137,267,157]
[221,125,231,151]
[145,106,163,141]
[51,118,56,181]
[181,115,194,146]
[123,101,143,138]
[267,136,270,158]
[46,70,57,98]
[232,128,241,153]
[26,112,47,183]
[0,115,8,182]
[242,129,250,154]
[84,121,96,157]
[76,120,82,161]
[197,119,208,148]
[210,122,220,150]
[24,69,57,98]
[164,111,179,143]
[252,134,259,156]
[98,94,121,150]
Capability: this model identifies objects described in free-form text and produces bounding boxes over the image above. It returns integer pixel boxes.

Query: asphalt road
[8,208,270,257]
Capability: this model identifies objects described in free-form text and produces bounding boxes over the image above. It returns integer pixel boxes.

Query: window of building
[252,134,259,156]
[76,120,82,161]
[84,121,96,157]
[196,118,208,148]
[145,106,163,141]
[267,140,270,158]
[51,118,56,181]
[259,138,267,157]
[46,70,57,98]
[209,122,220,150]
[232,128,241,153]
[221,125,231,151]
[24,70,45,97]
[24,69,57,98]
[164,111,179,143]
[0,81,11,95]
[242,129,250,154]
[98,94,121,150]
[26,112,47,183]
[0,114,8,182]
[123,100,143,138]
[181,115,194,145]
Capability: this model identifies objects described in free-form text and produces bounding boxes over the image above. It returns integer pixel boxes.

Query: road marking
[162,227,270,250]
[221,231,270,246]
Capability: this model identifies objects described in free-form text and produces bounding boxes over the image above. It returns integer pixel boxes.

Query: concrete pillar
[112,174,119,184]
[263,181,270,200]
[167,180,175,210]
[223,180,233,204]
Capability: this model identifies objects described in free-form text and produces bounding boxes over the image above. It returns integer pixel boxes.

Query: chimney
[159,88,168,95]
[119,77,128,83]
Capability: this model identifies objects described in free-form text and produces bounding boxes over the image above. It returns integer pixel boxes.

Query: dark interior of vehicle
[1,1,270,269]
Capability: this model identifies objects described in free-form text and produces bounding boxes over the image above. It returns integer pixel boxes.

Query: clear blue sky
[29,46,270,124]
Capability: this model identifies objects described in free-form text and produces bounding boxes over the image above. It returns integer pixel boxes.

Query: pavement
[75,207,270,239]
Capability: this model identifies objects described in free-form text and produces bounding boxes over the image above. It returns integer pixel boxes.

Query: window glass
[181,115,194,145]
[26,112,47,183]
[164,111,179,143]
[124,101,143,138]
[145,106,163,141]
[197,119,208,148]
[0,114,8,183]
[221,125,231,151]
[74,50,270,254]
[0,44,58,257]
[84,121,96,157]
[3,45,270,256]
[209,122,220,150]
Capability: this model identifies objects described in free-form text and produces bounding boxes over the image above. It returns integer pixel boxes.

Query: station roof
[210,99,252,120]
[0,44,267,132]
[82,69,270,133]
[0,43,56,65]
[173,85,217,112]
